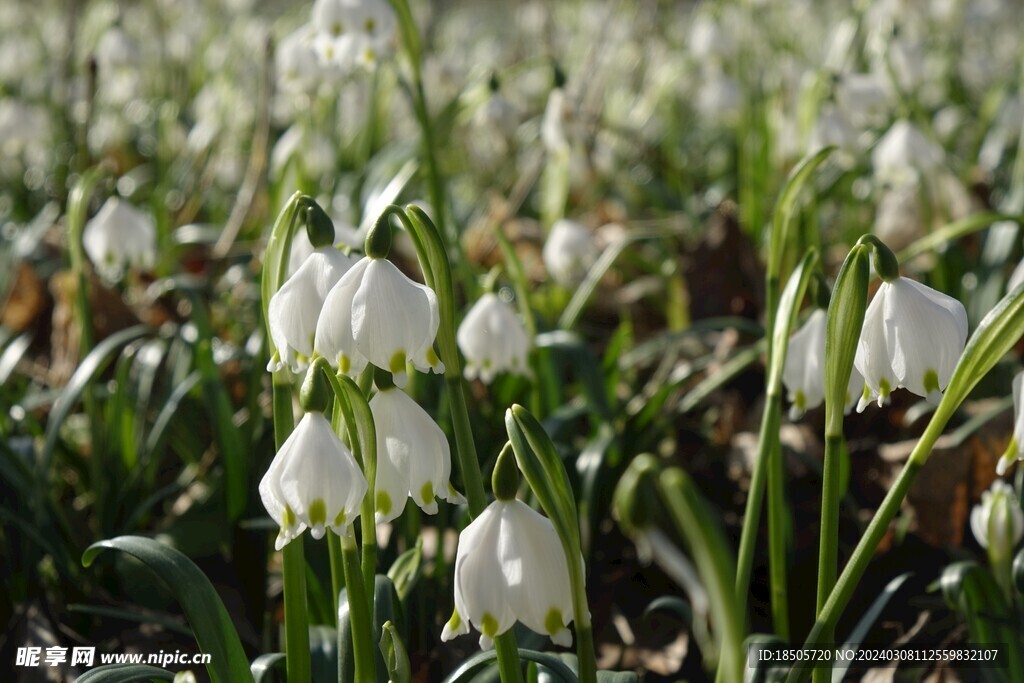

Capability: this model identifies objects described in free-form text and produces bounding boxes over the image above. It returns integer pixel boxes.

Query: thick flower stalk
[854,275,968,410]
[456,292,531,383]
[267,247,355,374]
[370,376,464,523]
[782,309,863,419]
[82,195,157,282]
[314,240,444,386]
[258,411,367,550]
[442,448,576,650]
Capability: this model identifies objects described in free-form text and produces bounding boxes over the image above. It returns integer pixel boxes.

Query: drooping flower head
[542,219,599,287]
[370,384,464,523]
[83,196,157,282]
[457,292,531,384]
[259,411,367,550]
[854,276,968,410]
[971,480,1024,552]
[442,497,577,650]
[268,247,356,374]
[314,255,444,387]
[782,309,863,420]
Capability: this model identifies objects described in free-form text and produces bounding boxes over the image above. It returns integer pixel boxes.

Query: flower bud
[365,211,393,259]
[299,361,332,414]
[301,197,337,249]
[491,443,520,502]
[612,454,660,538]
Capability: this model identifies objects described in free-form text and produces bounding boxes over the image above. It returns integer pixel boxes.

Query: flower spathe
[82,196,157,282]
[314,256,443,387]
[259,412,367,550]
[267,247,355,374]
[997,371,1024,476]
[782,309,863,420]
[854,277,968,410]
[370,386,464,523]
[457,293,531,383]
[442,499,577,650]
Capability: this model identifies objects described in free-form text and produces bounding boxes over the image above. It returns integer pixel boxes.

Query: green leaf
[444,649,578,683]
[81,536,254,683]
[831,572,912,683]
[379,620,411,683]
[76,663,177,682]
[595,672,638,683]
[898,212,1022,263]
[767,249,819,394]
[387,538,423,601]
[41,325,152,476]
[250,653,286,683]
[768,146,835,282]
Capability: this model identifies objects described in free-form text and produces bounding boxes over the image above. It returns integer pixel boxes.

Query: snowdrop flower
[442,498,576,650]
[310,0,396,72]
[82,196,157,282]
[972,481,1024,550]
[314,256,443,386]
[259,411,367,550]
[457,293,531,383]
[782,309,864,419]
[872,119,944,187]
[276,26,322,93]
[996,372,1024,476]
[542,219,599,287]
[854,277,968,410]
[541,86,570,156]
[268,247,355,374]
[370,384,464,523]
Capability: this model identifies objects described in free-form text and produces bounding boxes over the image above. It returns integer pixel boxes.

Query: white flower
[276,25,322,93]
[541,87,570,156]
[82,196,157,282]
[259,412,367,550]
[854,277,968,410]
[542,219,599,287]
[872,119,944,187]
[310,0,396,72]
[835,73,891,129]
[808,104,859,158]
[314,256,443,386]
[970,480,1023,552]
[873,185,923,252]
[997,371,1024,476]
[268,247,355,374]
[370,386,464,523]
[457,293,531,383]
[442,499,577,650]
[782,310,863,420]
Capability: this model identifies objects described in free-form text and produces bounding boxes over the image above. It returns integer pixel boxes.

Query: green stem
[812,433,843,683]
[340,532,377,683]
[328,530,345,625]
[767,435,790,641]
[446,376,488,515]
[569,561,598,683]
[735,395,781,615]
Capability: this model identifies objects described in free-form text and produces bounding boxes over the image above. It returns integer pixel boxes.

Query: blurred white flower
[259,411,367,550]
[835,73,891,128]
[997,371,1024,476]
[457,293,531,383]
[370,386,463,523]
[270,123,337,181]
[872,119,944,187]
[808,103,858,157]
[82,196,157,282]
[854,277,968,410]
[276,25,322,93]
[873,185,923,252]
[782,309,863,420]
[541,87,570,156]
[310,0,397,72]
[267,247,356,374]
[542,219,599,286]
[970,480,1023,554]
[442,498,577,650]
[314,256,443,386]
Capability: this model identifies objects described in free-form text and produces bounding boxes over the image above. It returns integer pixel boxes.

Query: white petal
[782,310,827,416]
[314,257,370,376]
[452,503,516,641]
[457,293,531,383]
[854,284,897,409]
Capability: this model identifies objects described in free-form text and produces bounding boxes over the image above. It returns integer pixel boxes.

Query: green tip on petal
[389,350,407,376]
[333,510,347,528]
[420,481,435,505]
[480,612,499,638]
[544,607,564,637]
[283,505,296,529]
[308,498,327,529]
[377,490,392,517]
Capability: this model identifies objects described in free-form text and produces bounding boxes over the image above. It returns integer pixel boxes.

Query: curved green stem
[812,434,843,683]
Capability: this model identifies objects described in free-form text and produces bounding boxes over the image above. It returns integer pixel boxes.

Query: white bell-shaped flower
[854,277,968,410]
[872,119,944,187]
[370,386,464,523]
[442,499,576,650]
[996,371,1024,476]
[259,411,367,550]
[970,480,1023,552]
[457,293,531,383]
[267,248,356,374]
[82,196,157,282]
[542,219,599,287]
[782,309,863,420]
[310,0,396,72]
[314,256,443,386]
